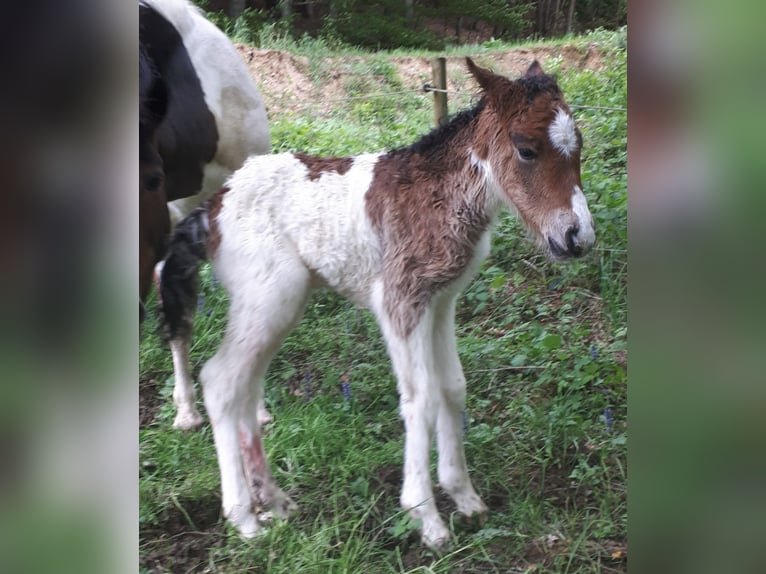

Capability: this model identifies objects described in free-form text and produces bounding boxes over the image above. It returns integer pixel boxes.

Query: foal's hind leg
[433,299,487,520]
[201,260,310,537]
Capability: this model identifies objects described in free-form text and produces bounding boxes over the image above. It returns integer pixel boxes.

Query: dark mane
[139,45,154,103]
[383,69,560,162]
[139,45,167,130]
[389,98,487,159]
[517,73,561,101]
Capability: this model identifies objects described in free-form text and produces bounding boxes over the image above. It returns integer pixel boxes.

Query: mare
[158,58,595,548]
[140,0,270,428]
[139,0,269,310]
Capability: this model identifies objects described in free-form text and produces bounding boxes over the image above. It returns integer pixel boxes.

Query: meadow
[140,28,627,573]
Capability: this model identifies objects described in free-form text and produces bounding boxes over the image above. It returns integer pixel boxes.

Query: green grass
[140,34,626,574]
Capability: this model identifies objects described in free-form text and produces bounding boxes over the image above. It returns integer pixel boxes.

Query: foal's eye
[518,147,538,161]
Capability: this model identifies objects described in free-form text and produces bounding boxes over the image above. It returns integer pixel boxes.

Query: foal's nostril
[565,225,581,256]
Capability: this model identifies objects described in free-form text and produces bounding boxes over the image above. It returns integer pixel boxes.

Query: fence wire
[271,85,625,113]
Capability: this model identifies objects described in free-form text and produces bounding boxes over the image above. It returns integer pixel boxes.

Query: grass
[139,32,627,574]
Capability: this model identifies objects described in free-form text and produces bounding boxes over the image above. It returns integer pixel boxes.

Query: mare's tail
[158,207,210,341]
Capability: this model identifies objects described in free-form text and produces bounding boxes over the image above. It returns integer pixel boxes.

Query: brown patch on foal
[366,59,579,337]
[365,113,491,337]
[294,152,353,181]
[207,185,230,257]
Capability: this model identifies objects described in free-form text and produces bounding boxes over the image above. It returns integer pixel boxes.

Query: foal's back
[215,152,385,305]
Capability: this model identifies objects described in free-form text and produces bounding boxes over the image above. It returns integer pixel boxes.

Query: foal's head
[467,58,595,259]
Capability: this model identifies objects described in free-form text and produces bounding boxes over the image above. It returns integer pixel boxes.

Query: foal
[160,58,595,548]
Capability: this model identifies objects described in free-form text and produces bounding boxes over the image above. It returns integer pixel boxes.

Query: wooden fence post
[431,57,448,127]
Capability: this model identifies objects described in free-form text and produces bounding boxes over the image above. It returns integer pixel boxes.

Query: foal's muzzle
[548,224,593,259]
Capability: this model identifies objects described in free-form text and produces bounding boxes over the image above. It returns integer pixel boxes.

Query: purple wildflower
[341,376,353,402]
[590,344,599,360]
[603,407,614,432]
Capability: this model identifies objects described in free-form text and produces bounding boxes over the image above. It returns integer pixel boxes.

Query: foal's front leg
[379,307,451,549]
[433,302,487,520]
[153,261,204,430]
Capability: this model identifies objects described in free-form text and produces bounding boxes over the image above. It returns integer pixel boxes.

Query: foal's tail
[157,207,210,341]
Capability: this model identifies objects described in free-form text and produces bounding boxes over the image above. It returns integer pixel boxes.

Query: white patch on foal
[572,185,596,246]
[541,184,596,257]
[468,148,505,216]
[548,108,578,157]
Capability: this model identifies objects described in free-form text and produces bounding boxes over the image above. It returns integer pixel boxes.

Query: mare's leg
[168,323,273,431]
[201,258,310,536]
[152,259,205,430]
[170,336,204,430]
[156,261,272,431]
[433,298,488,519]
[376,300,449,549]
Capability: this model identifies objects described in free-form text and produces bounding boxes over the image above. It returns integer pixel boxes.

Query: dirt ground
[236,43,607,116]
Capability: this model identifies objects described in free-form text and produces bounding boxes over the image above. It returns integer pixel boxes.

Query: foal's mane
[517,73,562,102]
[386,70,561,162]
[387,98,487,161]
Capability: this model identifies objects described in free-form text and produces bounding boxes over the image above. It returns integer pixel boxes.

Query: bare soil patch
[238,43,607,117]
[140,375,163,427]
[140,497,224,573]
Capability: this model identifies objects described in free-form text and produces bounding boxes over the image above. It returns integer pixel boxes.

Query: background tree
[192,0,626,48]
[229,0,246,18]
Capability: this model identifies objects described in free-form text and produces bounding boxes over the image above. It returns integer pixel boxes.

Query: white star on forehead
[548,108,578,157]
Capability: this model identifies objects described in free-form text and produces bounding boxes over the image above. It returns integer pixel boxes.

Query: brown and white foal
[159,58,595,548]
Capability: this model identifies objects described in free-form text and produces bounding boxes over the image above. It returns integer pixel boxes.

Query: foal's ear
[525,60,545,77]
[466,57,513,94]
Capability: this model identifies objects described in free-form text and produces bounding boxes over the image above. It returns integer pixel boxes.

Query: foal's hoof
[421,520,452,551]
[226,494,295,539]
[173,409,204,430]
[227,509,264,539]
[455,508,488,530]
[251,487,298,524]
[256,405,274,426]
[269,491,298,519]
[452,490,488,521]
[458,503,488,526]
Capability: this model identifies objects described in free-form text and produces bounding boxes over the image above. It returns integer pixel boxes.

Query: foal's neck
[402,103,500,226]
